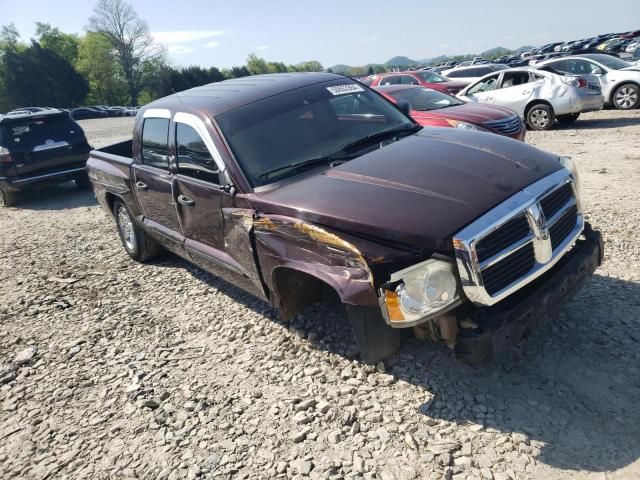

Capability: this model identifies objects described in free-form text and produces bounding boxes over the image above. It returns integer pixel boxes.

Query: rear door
[490,71,536,115]
[4,114,90,177]
[172,112,266,297]
[132,113,184,250]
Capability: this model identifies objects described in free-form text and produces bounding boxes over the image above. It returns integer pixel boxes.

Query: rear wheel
[557,113,580,124]
[0,189,18,207]
[612,83,639,110]
[74,173,92,190]
[346,305,401,364]
[526,104,555,130]
[113,199,162,262]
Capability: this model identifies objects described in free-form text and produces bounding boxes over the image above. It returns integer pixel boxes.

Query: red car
[367,70,469,95]
[374,85,526,141]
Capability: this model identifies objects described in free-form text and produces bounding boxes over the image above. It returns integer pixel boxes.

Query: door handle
[177,195,195,207]
[136,181,148,191]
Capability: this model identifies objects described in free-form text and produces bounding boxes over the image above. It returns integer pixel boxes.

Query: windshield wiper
[338,124,422,153]
[257,153,357,181]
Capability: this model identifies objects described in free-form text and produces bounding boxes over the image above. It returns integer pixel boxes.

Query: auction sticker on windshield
[326,84,365,95]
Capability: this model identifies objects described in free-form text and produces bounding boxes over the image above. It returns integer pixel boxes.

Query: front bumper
[454,223,603,365]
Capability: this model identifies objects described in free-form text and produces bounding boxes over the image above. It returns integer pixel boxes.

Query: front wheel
[0,188,18,207]
[113,199,162,262]
[612,84,640,110]
[346,306,401,364]
[557,113,580,124]
[526,104,555,130]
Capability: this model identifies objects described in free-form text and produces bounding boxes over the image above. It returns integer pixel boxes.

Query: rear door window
[400,75,419,85]
[141,118,170,169]
[176,123,219,184]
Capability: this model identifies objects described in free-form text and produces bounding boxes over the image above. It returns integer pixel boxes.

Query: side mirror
[396,100,412,116]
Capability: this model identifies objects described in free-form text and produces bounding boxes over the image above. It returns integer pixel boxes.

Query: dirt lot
[1,112,639,480]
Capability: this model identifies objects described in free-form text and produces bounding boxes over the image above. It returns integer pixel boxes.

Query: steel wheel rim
[530,109,550,128]
[117,206,136,251]
[615,87,638,109]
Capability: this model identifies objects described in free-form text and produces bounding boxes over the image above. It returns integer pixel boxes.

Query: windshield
[583,54,632,70]
[415,71,447,83]
[216,80,415,187]
[390,87,463,111]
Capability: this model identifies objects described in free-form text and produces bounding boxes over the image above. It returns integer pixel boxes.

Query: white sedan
[538,54,640,110]
[457,68,604,130]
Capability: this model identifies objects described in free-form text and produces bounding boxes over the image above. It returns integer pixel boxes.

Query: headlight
[558,155,581,195]
[382,259,461,327]
[445,119,488,132]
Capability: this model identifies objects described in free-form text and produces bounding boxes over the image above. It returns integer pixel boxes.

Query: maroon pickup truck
[87,73,603,364]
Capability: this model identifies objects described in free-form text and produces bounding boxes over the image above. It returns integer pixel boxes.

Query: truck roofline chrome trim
[11,167,86,184]
[143,108,171,119]
[173,111,226,173]
[453,168,583,306]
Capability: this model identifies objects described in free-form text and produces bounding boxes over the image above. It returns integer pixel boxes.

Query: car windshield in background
[390,88,464,111]
[0,116,81,148]
[415,71,447,83]
[582,54,632,70]
[216,81,416,187]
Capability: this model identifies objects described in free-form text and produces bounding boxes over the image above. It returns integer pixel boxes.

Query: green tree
[0,23,20,51]
[296,60,323,72]
[246,53,270,75]
[76,31,128,105]
[89,0,163,105]
[34,22,80,64]
[1,41,87,109]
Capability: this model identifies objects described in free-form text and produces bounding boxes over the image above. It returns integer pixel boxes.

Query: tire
[74,173,92,190]
[0,188,18,207]
[526,103,555,131]
[346,305,401,363]
[113,199,162,262]
[557,113,580,124]
[612,83,640,110]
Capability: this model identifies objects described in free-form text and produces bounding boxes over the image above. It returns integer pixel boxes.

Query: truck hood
[249,128,563,251]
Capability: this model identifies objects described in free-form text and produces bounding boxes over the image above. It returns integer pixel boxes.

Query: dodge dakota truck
[87,73,603,364]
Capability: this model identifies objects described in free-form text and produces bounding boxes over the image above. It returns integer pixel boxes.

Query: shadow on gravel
[560,115,640,130]
[8,182,97,211]
[144,253,640,475]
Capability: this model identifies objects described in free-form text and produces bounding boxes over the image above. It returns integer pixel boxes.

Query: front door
[132,115,184,250]
[462,73,500,105]
[172,115,265,297]
[491,71,536,116]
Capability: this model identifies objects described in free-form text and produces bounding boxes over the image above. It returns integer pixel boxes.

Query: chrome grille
[483,116,522,135]
[453,170,583,306]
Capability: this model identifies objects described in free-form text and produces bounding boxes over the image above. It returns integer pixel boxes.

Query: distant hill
[328,45,537,73]
[384,56,420,67]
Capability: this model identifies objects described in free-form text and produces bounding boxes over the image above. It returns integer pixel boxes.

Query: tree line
[0,0,323,112]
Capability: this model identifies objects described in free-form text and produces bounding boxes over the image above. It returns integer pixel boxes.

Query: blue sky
[2,0,640,68]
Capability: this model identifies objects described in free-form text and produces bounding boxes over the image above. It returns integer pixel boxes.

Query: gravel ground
[1,111,639,480]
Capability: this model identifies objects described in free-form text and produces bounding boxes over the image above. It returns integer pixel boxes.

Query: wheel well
[105,192,119,215]
[608,81,640,103]
[525,100,553,117]
[272,268,341,320]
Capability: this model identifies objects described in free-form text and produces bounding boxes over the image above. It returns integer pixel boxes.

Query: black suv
[0,110,92,206]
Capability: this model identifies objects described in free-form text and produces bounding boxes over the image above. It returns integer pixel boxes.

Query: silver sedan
[538,54,640,110]
[457,68,604,130]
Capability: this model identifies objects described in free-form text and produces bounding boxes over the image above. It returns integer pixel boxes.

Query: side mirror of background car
[396,100,412,116]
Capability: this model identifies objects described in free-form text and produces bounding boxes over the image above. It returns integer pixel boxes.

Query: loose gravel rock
[1,111,639,479]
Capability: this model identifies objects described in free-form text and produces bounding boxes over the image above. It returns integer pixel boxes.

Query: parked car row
[0,105,139,121]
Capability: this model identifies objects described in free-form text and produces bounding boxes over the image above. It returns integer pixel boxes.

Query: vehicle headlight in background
[382,259,461,327]
[559,155,581,196]
[445,119,489,132]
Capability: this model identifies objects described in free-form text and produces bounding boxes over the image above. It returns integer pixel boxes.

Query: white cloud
[168,45,195,54]
[204,41,220,48]
[151,30,225,44]
[361,36,377,44]
[255,45,269,51]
